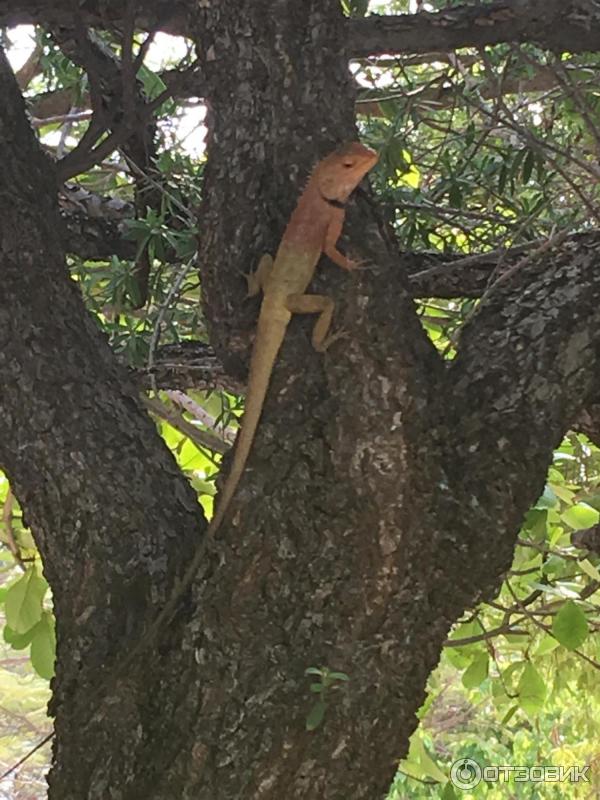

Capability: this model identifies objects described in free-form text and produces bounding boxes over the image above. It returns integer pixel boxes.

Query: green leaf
[306,700,326,731]
[517,662,546,715]
[441,782,459,800]
[547,482,575,503]
[549,525,567,548]
[444,646,470,669]
[448,620,479,641]
[462,652,489,689]
[534,485,558,510]
[509,147,527,187]
[561,504,599,530]
[30,612,56,680]
[541,554,566,576]
[522,508,548,540]
[522,149,535,182]
[416,691,435,721]
[328,671,349,682]
[4,567,48,634]
[534,634,560,656]
[529,581,579,599]
[448,181,463,208]
[552,600,589,650]
[400,758,425,780]
[136,64,167,100]
[579,558,600,582]
[497,162,508,195]
[502,661,525,686]
[412,736,448,784]
[3,623,37,650]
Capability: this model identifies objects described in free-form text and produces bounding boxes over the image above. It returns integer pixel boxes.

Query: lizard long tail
[139,311,289,643]
[206,310,288,536]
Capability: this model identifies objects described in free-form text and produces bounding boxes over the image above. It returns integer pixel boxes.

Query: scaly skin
[137,142,377,651]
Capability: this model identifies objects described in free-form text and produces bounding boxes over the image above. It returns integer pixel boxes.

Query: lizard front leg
[286,293,345,352]
[245,253,273,298]
[323,211,360,271]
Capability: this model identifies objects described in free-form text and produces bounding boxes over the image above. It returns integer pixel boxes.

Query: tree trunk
[2,3,600,799]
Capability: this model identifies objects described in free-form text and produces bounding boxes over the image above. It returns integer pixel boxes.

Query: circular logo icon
[451,758,482,790]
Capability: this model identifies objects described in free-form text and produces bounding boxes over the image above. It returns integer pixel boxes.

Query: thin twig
[141,395,228,455]
[445,622,528,647]
[146,259,197,395]
[0,731,53,783]
[411,238,544,280]
[166,390,237,444]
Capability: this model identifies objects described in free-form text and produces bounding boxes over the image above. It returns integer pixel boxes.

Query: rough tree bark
[2,2,600,799]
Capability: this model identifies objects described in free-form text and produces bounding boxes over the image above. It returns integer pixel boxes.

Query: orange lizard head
[315,142,378,203]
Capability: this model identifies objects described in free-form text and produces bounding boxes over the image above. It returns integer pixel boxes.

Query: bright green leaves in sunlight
[561,503,599,530]
[3,565,55,680]
[380,141,421,190]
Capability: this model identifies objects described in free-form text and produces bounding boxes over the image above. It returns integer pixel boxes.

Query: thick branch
[349,0,600,57]
[0,45,205,798]
[0,1,190,37]
[439,233,600,595]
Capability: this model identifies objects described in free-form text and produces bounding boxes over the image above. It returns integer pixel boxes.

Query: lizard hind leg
[286,292,345,352]
[245,254,273,298]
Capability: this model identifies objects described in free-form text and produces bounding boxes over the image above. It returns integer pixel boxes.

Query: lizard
[207,141,379,538]
[129,142,378,659]
[143,141,378,640]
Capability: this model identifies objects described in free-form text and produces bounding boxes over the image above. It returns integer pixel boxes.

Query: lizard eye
[342,160,355,168]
